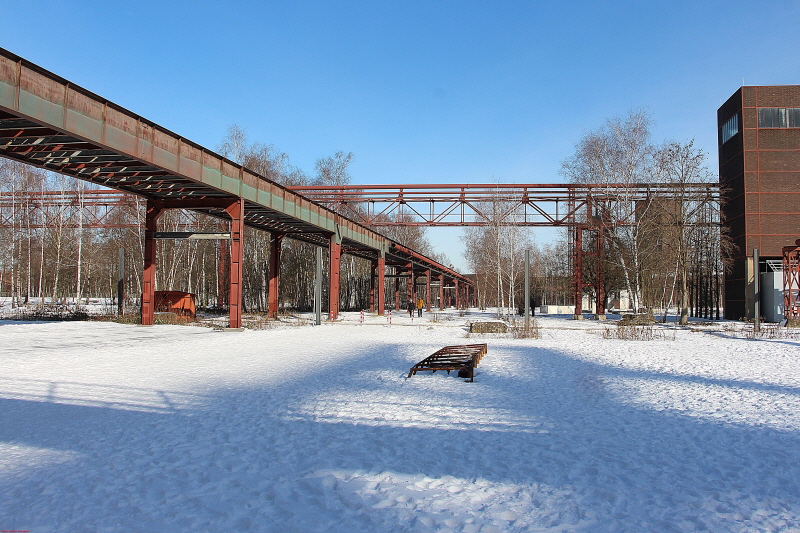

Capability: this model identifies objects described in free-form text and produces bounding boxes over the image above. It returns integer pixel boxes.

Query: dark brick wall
[718,86,800,319]
[755,86,800,107]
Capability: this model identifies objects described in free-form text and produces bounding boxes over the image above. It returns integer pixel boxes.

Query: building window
[791,108,800,127]
[721,114,739,143]
[758,107,800,128]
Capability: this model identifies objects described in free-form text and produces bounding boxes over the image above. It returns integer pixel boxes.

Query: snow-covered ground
[1,311,799,532]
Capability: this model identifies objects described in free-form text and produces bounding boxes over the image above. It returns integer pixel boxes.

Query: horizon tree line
[0,125,451,315]
[462,110,731,322]
[1,116,731,322]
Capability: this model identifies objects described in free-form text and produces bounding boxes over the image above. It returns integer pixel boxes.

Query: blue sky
[4,1,799,269]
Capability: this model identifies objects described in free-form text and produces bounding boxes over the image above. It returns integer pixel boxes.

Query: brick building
[718,86,800,319]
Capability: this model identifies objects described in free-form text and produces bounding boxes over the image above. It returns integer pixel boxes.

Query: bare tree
[560,110,657,311]
[462,188,533,316]
[652,140,713,323]
[314,151,353,186]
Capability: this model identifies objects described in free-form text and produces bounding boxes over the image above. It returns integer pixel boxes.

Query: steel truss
[784,240,800,320]
[0,189,141,229]
[287,183,720,227]
[2,183,720,317]
[291,183,721,317]
[0,47,475,328]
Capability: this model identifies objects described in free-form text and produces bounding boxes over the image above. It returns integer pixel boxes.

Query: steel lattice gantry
[288,183,720,227]
[784,239,800,321]
[291,183,721,317]
[0,189,139,228]
[0,48,474,326]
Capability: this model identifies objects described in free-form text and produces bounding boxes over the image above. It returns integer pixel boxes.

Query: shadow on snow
[1,332,799,532]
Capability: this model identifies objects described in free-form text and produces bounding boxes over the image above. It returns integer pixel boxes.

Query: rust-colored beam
[407,263,414,312]
[391,243,472,286]
[268,233,284,319]
[425,269,431,312]
[225,198,244,329]
[289,183,720,227]
[0,48,391,259]
[329,235,341,321]
[596,225,605,316]
[369,261,376,313]
[141,199,164,325]
[574,226,583,317]
[0,49,488,319]
[377,254,385,314]
[0,189,141,229]
[217,240,230,309]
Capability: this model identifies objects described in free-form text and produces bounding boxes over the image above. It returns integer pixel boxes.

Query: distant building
[718,86,800,319]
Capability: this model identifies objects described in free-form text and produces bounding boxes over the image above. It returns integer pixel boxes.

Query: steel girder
[0,48,473,293]
[288,183,720,227]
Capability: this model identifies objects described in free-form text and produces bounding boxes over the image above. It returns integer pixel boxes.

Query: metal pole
[117,248,124,316]
[377,254,385,315]
[315,246,322,325]
[328,236,341,321]
[225,198,244,329]
[268,233,283,319]
[141,199,163,326]
[573,227,583,319]
[525,249,530,330]
[754,248,760,332]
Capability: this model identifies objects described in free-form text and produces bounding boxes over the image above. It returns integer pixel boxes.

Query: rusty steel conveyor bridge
[0,48,474,327]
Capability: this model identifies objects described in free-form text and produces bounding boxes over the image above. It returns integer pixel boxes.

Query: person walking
[407,299,415,318]
[416,297,424,317]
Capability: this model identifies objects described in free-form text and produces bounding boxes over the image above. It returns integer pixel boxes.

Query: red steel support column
[425,269,431,311]
[595,226,605,316]
[268,233,284,319]
[395,275,400,311]
[328,235,341,320]
[377,254,385,314]
[141,199,164,325]
[407,263,414,307]
[784,240,800,320]
[439,275,445,309]
[369,262,376,313]
[217,240,229,308]
[574,227,583,317]
[225,198,244,329]
[455,279,460,309]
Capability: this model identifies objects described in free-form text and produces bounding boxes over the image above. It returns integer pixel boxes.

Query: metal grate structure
[407,343,488,382]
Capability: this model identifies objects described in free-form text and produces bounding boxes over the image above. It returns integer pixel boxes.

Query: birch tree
[652,140,713,324]
[560,110,657,311]
[462,190,533,316]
